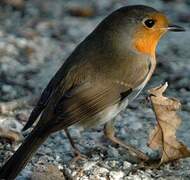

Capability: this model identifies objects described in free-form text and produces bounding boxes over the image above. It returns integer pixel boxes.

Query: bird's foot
[112,136,149,162]
[70,150,88,165]
[104,121,149,162]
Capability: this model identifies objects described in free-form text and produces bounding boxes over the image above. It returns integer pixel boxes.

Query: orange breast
[134,27,162,57]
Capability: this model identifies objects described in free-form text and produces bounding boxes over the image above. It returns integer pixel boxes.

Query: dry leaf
[0,118,23,142]
[0,127,22,142]
[148,83,190,164]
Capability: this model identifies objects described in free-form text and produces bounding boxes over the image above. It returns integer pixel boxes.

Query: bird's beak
[167,24,185,32]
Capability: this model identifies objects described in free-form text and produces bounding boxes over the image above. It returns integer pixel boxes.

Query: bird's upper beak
[167,24,185,32]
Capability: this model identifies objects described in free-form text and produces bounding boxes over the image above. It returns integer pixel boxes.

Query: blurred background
[0,0,190,179]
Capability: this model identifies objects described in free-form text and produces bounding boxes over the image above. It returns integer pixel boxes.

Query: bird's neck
[132,29,164,58]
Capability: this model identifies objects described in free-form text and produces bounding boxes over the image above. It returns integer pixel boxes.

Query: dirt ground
[0,0,190,179]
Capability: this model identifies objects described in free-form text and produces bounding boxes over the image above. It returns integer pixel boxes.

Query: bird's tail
[0,128,49,180]
[22,105,44,131]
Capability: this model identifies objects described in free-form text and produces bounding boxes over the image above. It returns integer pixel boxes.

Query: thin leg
[104,120,149,161]
[64,128,87,163]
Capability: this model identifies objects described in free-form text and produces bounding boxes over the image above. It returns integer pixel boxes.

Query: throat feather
[134,36,157,57]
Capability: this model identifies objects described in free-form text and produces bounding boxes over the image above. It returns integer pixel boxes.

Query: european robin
[0,5,185,180]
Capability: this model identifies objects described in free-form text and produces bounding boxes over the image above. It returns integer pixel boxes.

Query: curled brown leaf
[148,83,190,164]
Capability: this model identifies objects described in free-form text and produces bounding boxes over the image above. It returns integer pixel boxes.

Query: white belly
[72,98,129,131]
[72,76,149,131]
[97,98,129,125]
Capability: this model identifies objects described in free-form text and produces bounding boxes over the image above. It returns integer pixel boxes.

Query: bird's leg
[64,128,87,164]
[104,120,149,161]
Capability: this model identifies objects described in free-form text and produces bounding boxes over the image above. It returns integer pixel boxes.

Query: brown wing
[36,80,131,132]
[22,58,90,131]
[22,63,68,131]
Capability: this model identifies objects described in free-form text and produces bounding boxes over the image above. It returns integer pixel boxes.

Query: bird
[0,5,185,180]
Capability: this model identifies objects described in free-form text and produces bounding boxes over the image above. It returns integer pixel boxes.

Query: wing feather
[37,81,130,132]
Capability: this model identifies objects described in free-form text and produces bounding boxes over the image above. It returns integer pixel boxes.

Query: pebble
[109,171,125,180]
[107,146,120,159]
[83,161,97,171]
[123,161,132,169]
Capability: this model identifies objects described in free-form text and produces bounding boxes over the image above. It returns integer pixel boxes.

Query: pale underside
[72,80,146,131]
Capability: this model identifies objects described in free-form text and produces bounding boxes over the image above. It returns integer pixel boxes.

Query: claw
[70,150,88,165]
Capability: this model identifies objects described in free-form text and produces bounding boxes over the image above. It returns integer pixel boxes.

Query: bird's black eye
[144,19,155,28]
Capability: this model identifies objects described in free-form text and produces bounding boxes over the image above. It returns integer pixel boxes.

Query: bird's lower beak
[167,24,185,32]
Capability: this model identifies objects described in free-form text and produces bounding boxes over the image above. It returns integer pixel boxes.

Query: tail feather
[0,128,49,180]
[22,106,44,131]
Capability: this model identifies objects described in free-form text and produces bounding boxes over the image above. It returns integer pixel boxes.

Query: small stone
[123,161,131,169]
[31,164,65,180]
[83,161,96,171]
[129,122,142,130]
[0,118,23,141]
[107,146,120,158]
[15,112,28,123]
[1,85,13,94]
[109,171,125,180]
[94,167,109,174]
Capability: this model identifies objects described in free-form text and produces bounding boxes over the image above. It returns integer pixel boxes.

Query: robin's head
[97,5,185,57]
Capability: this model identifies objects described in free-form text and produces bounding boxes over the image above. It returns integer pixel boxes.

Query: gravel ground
[0,0,190,179]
